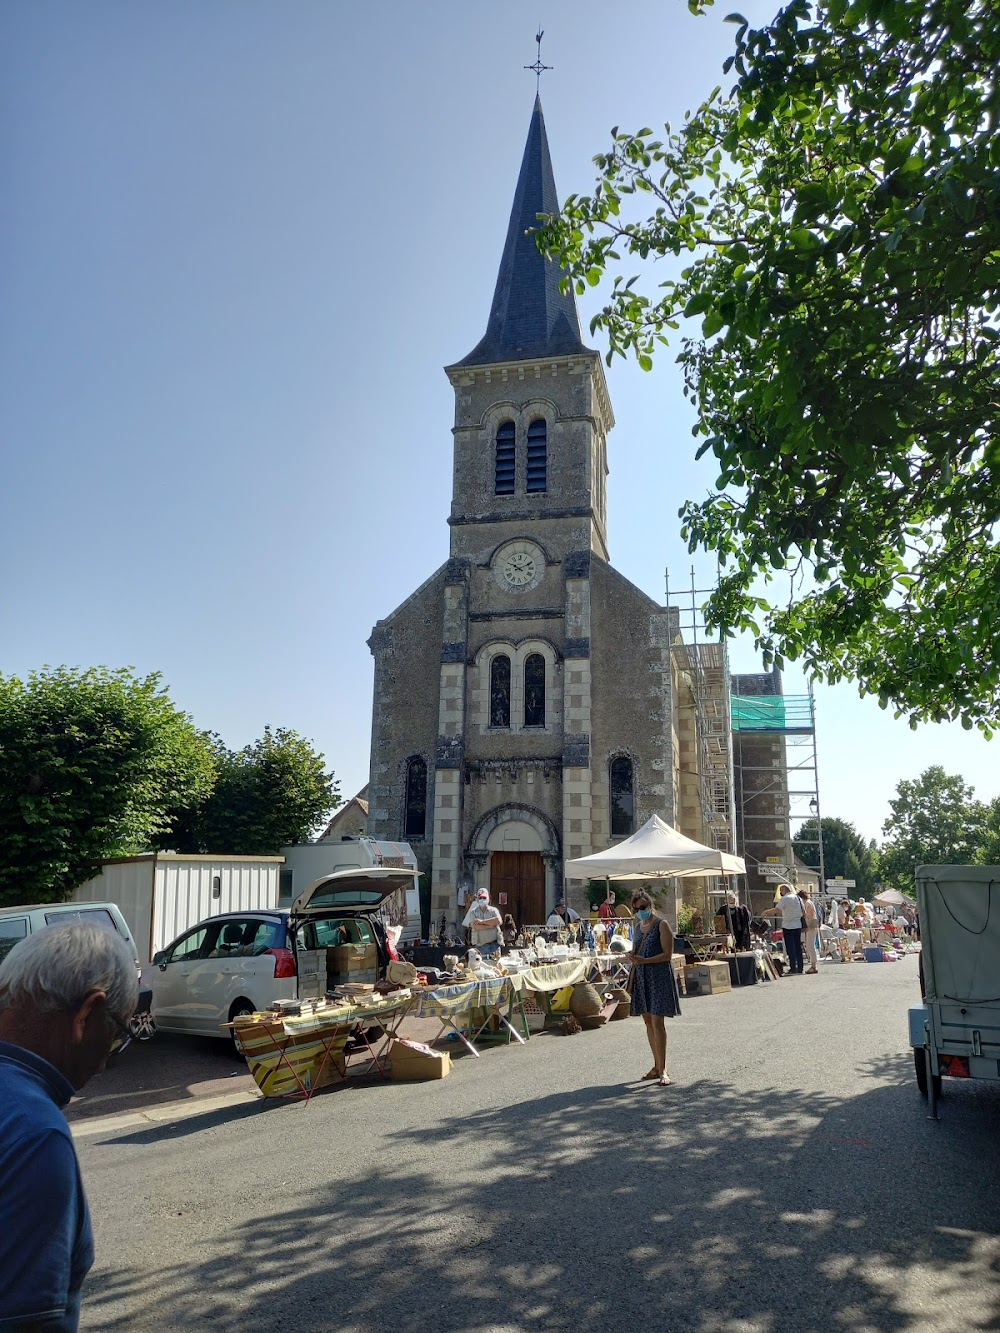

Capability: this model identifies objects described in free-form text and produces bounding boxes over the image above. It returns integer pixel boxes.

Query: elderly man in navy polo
[0,921,138,1331]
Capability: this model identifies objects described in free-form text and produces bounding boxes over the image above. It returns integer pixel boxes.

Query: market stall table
[232,992,412,1103]
[407,976,526,1055]
[505,958,594,1028]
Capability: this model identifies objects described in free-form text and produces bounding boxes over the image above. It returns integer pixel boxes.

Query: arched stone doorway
[466,805,561,929]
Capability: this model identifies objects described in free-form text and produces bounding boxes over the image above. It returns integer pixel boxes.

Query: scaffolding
[731,682,826,914]
[667,569,739,918]
[667,568,826,917]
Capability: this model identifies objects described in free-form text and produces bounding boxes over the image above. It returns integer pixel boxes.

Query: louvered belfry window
[610,756,635,836]
[490,655,511,728]
[524,653,545,727]
[495,421,516,494]
[526,418,547,493]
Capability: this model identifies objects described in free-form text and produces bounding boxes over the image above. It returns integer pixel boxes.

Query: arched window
[495,421,515,494]
[610,756,634,836]
[490,655,511,728]
[523,653,545,727]
[404,757,427,838]
[526,418,547,493]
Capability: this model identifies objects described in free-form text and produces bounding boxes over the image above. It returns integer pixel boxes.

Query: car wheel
[228,1000,256,1056]
[129,1010,157,1041]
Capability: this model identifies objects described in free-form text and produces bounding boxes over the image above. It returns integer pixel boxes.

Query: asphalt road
[73,955,1000,1332]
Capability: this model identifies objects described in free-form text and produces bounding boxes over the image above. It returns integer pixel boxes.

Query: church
[366,96,714,931]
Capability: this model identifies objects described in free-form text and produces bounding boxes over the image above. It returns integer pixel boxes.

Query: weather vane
[524,29,552,91]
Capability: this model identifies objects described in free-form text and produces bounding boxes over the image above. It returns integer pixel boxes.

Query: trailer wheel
[914,1048,941,1100]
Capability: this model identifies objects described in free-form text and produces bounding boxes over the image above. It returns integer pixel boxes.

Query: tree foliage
[539,0,1000,730]
[793,815,876,893]
[168,727,340,856]
[0,667,216,906]
[879,765,988,892]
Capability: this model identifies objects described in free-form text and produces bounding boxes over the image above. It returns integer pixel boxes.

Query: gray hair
[0,922,138,1021]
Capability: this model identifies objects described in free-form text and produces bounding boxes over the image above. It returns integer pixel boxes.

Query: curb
[70,1088,263,1139]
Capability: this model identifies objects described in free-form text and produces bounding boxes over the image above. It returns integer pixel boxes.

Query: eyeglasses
[106,1010,133,1057]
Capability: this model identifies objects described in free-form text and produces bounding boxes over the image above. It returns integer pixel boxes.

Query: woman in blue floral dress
[629,890,681,1086]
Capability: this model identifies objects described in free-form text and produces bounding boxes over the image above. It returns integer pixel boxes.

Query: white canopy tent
[564,814,746,881]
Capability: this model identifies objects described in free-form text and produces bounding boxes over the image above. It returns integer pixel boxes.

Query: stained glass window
[524,653,545,727]
[404,756,427,838]
[490,655,511,728]
[610,756,634,836]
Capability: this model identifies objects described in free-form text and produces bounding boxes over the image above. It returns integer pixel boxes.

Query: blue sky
[3,0,995,845]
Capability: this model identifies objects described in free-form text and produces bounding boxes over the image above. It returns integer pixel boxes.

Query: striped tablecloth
[233,994,411,1098]
[407,977,509,1018]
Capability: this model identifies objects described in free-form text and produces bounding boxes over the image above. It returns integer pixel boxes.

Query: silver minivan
[147,867,415,1044]
[0,901,154,1038]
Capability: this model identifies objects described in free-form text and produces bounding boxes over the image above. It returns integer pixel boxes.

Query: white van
[0,900,154,1038]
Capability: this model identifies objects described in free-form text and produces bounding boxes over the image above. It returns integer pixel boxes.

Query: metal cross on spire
[524,29,552,91]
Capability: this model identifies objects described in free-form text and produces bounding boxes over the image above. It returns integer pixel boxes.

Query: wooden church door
[490,851,546,929]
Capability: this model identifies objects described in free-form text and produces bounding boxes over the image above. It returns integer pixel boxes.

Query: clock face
[503,552,536,587]
[493,540,544,593]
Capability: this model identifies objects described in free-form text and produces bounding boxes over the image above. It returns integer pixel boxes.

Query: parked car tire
[129,1010,157,1041]
[913,1048,942,1100]
[228,999,256,1055]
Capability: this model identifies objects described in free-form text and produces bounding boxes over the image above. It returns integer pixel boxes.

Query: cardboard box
[389,1038,451,1082]
[687,961,732,995]
[671,954,687,996]
[327,944,378,972]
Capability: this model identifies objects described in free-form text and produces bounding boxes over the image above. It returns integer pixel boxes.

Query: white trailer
[909,864,1000,1118]
[73,853,284,965]
[280,838,421,941]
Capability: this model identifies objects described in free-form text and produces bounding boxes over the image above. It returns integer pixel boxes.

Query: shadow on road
[67,1033,252,1122]
[81,1068,1000,1332]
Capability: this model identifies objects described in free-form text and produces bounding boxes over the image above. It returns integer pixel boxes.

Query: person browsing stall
[545,900,580,929]
[462,888,503,958]
[0,921,139,1331]
[598,891,617,921]
[629,892,681,1087]
[797,888,820,974]
[763,884,807,975]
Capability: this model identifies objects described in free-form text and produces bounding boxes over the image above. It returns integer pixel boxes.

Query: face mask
[636,907,652,921]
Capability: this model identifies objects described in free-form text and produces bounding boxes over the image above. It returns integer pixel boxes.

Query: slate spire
[456,96,589,367]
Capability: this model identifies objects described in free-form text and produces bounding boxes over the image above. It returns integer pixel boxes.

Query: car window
[165,924,217,963]
[0,918,28,964]
[45,907,118,934]
[242,920,283,955]
[206,918,282,957]
[311,918,375,948]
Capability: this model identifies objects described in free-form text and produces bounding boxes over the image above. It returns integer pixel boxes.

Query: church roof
[455,95,590,367]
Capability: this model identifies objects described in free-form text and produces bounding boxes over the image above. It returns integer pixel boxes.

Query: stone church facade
[367,97,704,929]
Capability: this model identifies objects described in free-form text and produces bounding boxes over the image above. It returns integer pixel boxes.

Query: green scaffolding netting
[731,695,814,731]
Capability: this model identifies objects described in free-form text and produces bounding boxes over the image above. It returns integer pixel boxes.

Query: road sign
[765,856,781,863]
[826,878,856,888]
[760,864,792,880]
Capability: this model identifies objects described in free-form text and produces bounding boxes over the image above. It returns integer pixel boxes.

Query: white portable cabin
[72,853,284,965]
